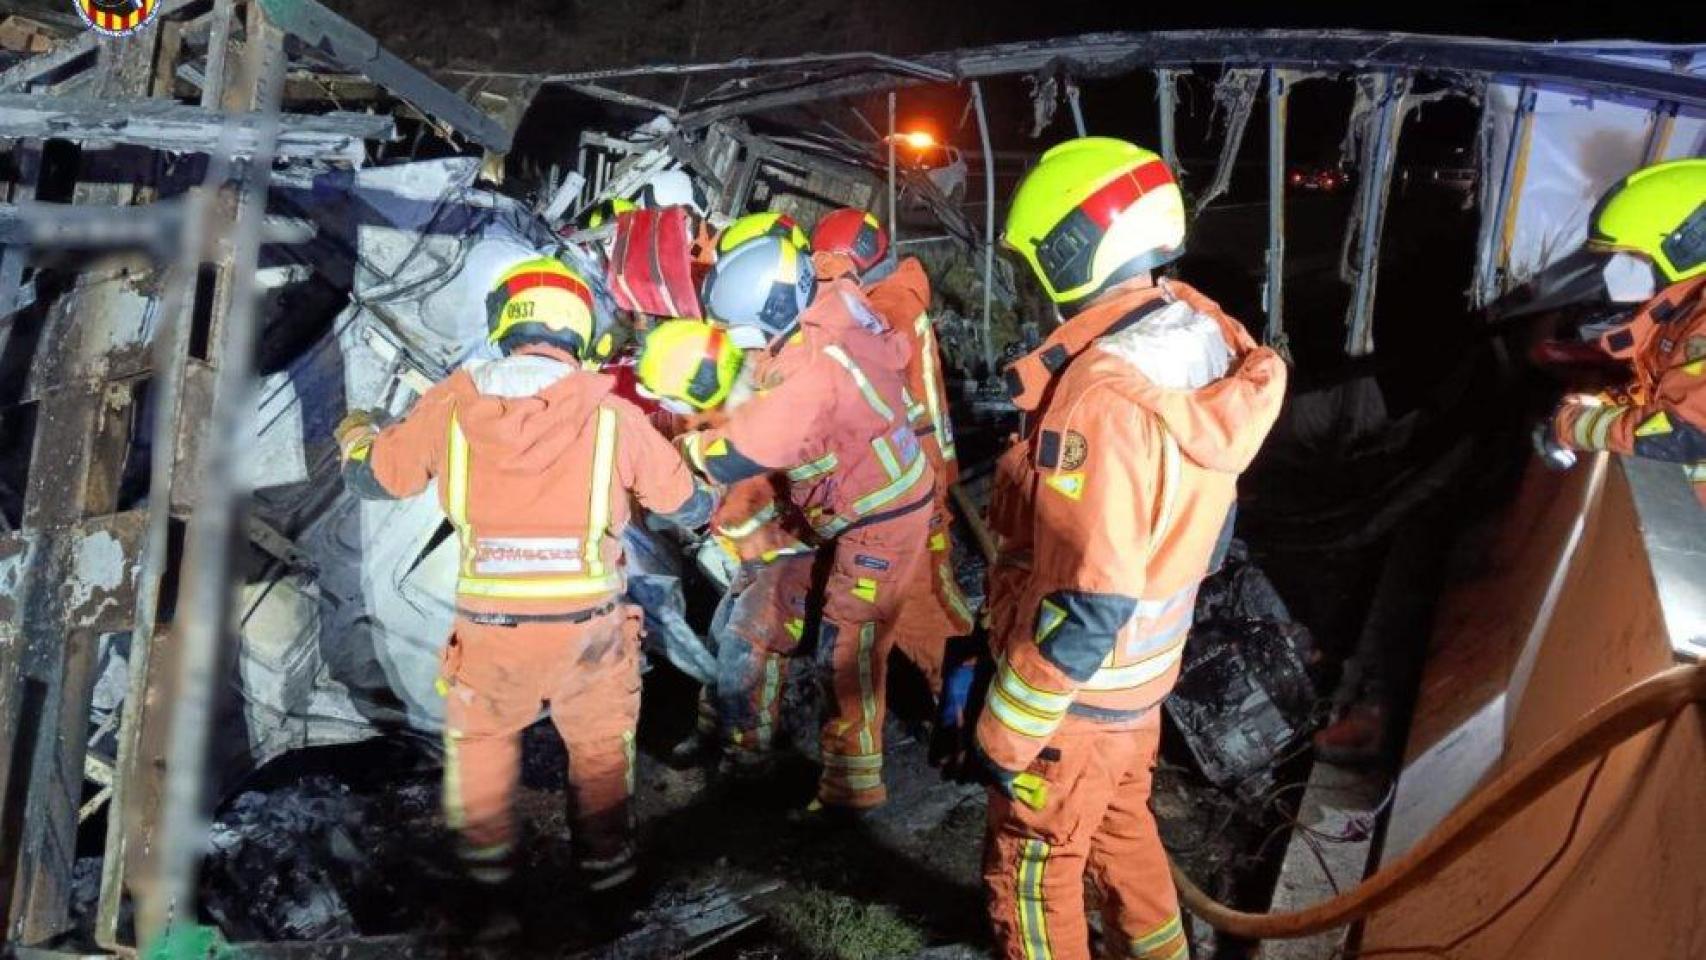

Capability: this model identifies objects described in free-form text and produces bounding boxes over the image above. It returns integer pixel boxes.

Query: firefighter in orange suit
[680,234,935,810]
[970,139,1286,960]
[634,318,819,761]
[1542,158,1706,506]
[334,258,714,895]
[813,209,974,694]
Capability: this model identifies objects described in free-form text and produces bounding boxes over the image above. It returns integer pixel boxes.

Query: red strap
[1080,159,1173,230]
[505,269,592,310]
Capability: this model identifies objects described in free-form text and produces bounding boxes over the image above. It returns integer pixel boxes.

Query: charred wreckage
[0,1,1700,957]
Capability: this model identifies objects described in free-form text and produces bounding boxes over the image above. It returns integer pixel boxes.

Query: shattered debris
[1168,545,1323,795]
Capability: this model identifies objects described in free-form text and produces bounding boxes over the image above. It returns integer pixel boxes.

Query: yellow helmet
[1588,158,1706,284]
[583,197,637,230]
[1003,137,1185,309]
[635,318,745,413]
[717,211,810,256]
[485,257,597,359]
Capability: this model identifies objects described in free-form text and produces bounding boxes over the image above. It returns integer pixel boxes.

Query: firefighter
[635,318,818,763]
[334,257,714,901]
[1539,158,1706,504]
[812,208,974,694]
[969,138,1286,960]
[680,234,936,811]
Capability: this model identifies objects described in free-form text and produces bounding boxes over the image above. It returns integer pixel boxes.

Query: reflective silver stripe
[989,665,1067,739]
[1686,461,1706,483]
[471,536,585,575]
[824,344,895,421]
[788,452,839,481]
[1080,640,1187,692]
[1132,583,1195,620]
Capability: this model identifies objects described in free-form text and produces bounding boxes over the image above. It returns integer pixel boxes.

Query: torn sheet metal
[0,93,390,162]
[1192,68,1262,216]
[1340,72,1412,357]
[257,0,513,153]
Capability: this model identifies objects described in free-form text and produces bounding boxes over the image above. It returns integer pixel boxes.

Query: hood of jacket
[1025,278,1286,475]
[453,352,616,474]
[796,277,912,373]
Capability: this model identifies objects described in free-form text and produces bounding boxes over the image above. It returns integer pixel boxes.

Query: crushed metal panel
[257,0,513,153]
[1193,68,1262,216]
[0,93,392,162]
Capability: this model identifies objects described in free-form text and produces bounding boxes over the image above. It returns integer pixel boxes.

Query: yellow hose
[948,481,1706,940]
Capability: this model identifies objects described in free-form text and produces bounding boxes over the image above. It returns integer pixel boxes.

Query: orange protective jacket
[664,412,816,566]
[346,350,710,616]
[850,256,960,487]
[687,279,935,537]
[976,280,1287,776]
[1553,276,1706,501]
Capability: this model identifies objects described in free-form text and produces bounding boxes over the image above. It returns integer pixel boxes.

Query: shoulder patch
[1044,472,1085,501]
[1060,431,1088,470]
[1636,411,1674,437]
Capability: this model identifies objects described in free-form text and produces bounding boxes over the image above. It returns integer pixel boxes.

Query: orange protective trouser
[984,711,1187,960]
[440,605,642,888]
[704,552,819,753]
[889,497,976,694]
[814,500,932,808]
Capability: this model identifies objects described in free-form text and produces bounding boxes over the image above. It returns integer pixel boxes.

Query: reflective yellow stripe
[1080,641,1187,692]
[850,447,926,516]
[443,727,466,830]
[821,751,884,770]
[1152,429,1181,552]
[996,660,1072,716]
[788,451,839,481]
[716,502,779,539]
[623,730,637,796]
[1572,405,1623,451]
[940,562,974,625]
[756,655,782,747]
[856,622,877,755]
[1130,914,1184,958]
[990,685,1065,739]
[872,435,902,480]
[585,407,618,578]
[457,572,621,599]
[448,415,472,574]
[823,344,894,420]
[852,578,879,603]
[915,313,956,461]
[1016,839,1054,960]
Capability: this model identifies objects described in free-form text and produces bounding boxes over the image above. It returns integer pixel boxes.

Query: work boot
[787,796,876,830]
[1312,703,1386,766]
[450,878,523,944]
[668,732,719,769]
[713,747,777,784]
